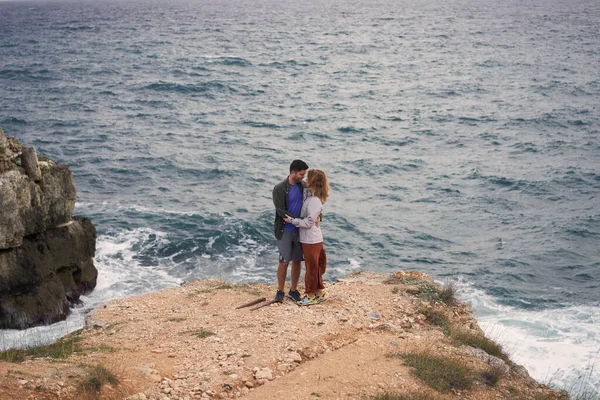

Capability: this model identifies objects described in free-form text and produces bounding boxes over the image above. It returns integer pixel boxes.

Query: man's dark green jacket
[272,177,306,240]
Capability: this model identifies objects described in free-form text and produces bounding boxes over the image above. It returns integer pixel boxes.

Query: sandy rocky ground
[0,270,567,400]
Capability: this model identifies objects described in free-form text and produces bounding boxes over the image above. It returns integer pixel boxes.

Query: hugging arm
[286,199,321,229]
[290,213,317,229]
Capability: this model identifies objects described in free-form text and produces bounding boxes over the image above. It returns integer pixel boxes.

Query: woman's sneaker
[297,295,318,306]
[315,291,327,303]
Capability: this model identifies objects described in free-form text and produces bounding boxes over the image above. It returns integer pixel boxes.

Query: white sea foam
[0,300,92,351]
[329,258,362,277]
[456,279,600,395]
[0,228,182,350]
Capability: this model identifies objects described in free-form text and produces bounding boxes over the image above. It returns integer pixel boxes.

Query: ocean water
[1,0,599,394]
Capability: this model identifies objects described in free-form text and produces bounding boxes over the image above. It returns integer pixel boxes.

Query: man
[272,160,309,302]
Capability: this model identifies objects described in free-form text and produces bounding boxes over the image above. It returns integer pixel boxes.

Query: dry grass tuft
[181,328,215,338]
[479,364,505,386]
[0,332,83,363]
[439,280,457,306]
[372,394,439,400]
[451,328,510,363]
[419,308,451,336]
[79,364,119,395]
[388,351,475,393]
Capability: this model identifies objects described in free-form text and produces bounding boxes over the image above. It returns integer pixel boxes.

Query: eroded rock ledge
[0,126,98,329]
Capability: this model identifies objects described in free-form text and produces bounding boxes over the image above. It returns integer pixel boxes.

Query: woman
[284,169,330,306]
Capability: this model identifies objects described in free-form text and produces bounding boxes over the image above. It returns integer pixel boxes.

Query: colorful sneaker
[315,291,327,303]
[297,295,318,306]
[287,290,302,302]
[274,290,285,302]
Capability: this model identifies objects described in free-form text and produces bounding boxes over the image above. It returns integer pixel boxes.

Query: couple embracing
[273,160,329,306]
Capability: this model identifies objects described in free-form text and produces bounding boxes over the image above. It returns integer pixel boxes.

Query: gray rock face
[0,128,97,330]
[0,159,76,249]
[0,127,16,173]
[21,146,42,182]
[0,218,97,329]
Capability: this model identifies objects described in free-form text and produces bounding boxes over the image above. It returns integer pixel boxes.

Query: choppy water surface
[1,0,599,394]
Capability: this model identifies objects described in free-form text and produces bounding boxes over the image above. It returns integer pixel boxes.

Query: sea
[1,0,599,395]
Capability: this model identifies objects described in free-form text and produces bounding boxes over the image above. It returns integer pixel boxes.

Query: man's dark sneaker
[274,290,285,302]
[287,290,302,302]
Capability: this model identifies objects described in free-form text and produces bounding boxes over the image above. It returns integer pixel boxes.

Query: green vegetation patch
[372,394,439,400]
[478,365,504,386]
[86,344,116,354]
[215,284,233,290]
[0,335,84,363]
[167,317,187,322]
[401,280,458,306]
[532,391,570,400]
[451,329,510,363]
[419,309,451,336]
[181,328,215,339]
[105,322,124,331]
[390,352,474,393]
[416,283,440,299]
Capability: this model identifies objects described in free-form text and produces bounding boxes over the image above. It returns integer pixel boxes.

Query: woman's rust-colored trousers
[302,242,326,294]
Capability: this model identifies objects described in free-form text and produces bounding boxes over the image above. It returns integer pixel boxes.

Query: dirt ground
[0,270,567,400]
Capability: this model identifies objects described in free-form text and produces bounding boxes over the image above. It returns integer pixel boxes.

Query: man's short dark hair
[289,159,309,173]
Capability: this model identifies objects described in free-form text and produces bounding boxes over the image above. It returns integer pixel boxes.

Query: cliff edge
[0,271,567,400]
[0,126,98,329]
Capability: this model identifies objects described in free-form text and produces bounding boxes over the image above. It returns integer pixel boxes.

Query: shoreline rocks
[0,126,97,329]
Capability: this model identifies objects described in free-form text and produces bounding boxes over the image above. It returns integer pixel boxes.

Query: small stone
[140,366,162,382]
[367,311,381,320]
[244,381,254,388]
[254,367,273,381]
[126,394,148,400]
[285,352,302,363]
[276,364,289,372]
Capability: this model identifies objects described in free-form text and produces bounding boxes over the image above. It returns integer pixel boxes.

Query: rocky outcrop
[0,126,97,329]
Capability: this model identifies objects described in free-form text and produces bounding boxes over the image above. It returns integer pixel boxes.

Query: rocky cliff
[0,126,98,329]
